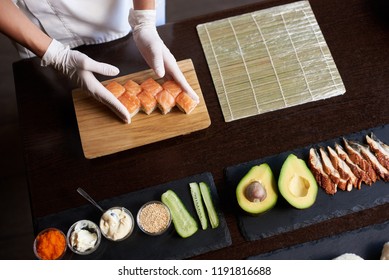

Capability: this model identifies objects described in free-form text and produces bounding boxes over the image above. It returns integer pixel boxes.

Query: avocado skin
[236,163,278,215]
[278,154,318,209]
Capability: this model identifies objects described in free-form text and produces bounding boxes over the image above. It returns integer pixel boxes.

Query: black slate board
[35,172,232,259]
[249,220,389,260]
[224,124,389,241]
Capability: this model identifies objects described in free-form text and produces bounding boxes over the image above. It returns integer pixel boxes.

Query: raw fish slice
[162,80,182,99]
[137,91,157,115]
[156,90,175,115]
[348,140,389,181]
[319,147,348,191]
[343,138,378,184]
[175,92,197,114]
[123,80,142,96]
[328,146,357,191]
[105,81,125,98]
[366,133,389,170]
[335,143,370,188]
[140,78,163,96]
[118,92,140,117]
[308,148,337,195]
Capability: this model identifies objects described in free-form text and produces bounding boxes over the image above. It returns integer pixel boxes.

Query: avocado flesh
[278,154,318,209]
[236,163,278,215]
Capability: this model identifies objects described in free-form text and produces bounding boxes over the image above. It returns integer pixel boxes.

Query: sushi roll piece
[137,91,157,115]
[123,79,142,96]
[175,92,197,114]
[105,81,125,98]
[140,78,163,96]
[118,92,140,118]
[156,90,175,115]
[162,80,182,99]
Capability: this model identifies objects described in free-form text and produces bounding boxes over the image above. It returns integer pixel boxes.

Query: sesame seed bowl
[136,201,172,236]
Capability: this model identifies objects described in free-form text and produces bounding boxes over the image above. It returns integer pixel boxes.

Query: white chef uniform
[12,0,166,58]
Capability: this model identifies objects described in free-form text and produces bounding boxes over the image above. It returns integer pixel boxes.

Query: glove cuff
[129,9,157,32]
[41,39,69,67]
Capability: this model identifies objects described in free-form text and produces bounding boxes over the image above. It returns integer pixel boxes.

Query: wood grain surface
[72,59,211,158]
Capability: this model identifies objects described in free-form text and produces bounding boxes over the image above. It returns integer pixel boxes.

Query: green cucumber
[189,182,208,230]
[161,190,198,238]
[199,182,219,229]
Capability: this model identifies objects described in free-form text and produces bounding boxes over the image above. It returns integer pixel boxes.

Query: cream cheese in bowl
[67,220,101,255]
[100,207,134,241]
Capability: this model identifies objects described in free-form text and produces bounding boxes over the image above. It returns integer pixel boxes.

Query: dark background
[0,0,263,260]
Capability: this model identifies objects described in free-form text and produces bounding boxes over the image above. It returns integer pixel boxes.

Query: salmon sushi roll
[162,80,182,99]
[123,79,142,96]
[175,92,197,114]
[140,78,163,96]
[118,92,141,117]
[137,91,157,115]
[156,90,175,115]
[105,81,125,98]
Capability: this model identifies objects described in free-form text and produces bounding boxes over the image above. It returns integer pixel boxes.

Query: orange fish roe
[35,229,66,260]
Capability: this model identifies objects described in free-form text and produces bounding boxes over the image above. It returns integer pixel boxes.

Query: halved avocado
[236,163,278,215]
[278,154,318,209]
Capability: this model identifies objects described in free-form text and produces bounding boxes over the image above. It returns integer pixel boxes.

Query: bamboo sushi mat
[197,0,345,122]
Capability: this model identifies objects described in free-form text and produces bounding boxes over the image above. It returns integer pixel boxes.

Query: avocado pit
[244,181,267,202]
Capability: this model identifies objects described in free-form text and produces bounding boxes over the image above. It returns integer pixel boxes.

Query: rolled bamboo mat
[197,0,345,122]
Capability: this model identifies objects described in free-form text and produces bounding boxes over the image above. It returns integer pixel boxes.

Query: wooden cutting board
[72,59,211,159]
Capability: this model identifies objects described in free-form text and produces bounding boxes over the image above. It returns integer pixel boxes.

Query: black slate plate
[249,220,389,260]
[35,172,232,259]
[224,124,389,241]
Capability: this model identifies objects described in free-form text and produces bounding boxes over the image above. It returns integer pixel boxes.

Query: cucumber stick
[189,182,208,230]
[199,182,220,229]
[161,190,198,238]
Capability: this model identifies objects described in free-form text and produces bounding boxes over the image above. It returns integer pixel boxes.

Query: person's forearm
[0,0,51,57]
[133,0,155,10]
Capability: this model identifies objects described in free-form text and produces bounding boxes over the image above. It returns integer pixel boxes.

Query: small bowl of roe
[33,228,67,260]
[137,201,171,236]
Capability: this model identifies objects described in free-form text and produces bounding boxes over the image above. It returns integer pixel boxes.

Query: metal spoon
[77,187,119,221]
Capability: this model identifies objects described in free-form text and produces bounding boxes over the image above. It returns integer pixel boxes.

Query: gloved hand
[41,39,131,123]
[129,9,199,103]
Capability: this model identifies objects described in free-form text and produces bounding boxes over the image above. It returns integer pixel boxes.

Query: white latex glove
[41,39,131,123]
[129,9,200,103]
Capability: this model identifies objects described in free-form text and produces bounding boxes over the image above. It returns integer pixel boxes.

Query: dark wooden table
[13,0,389,259]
